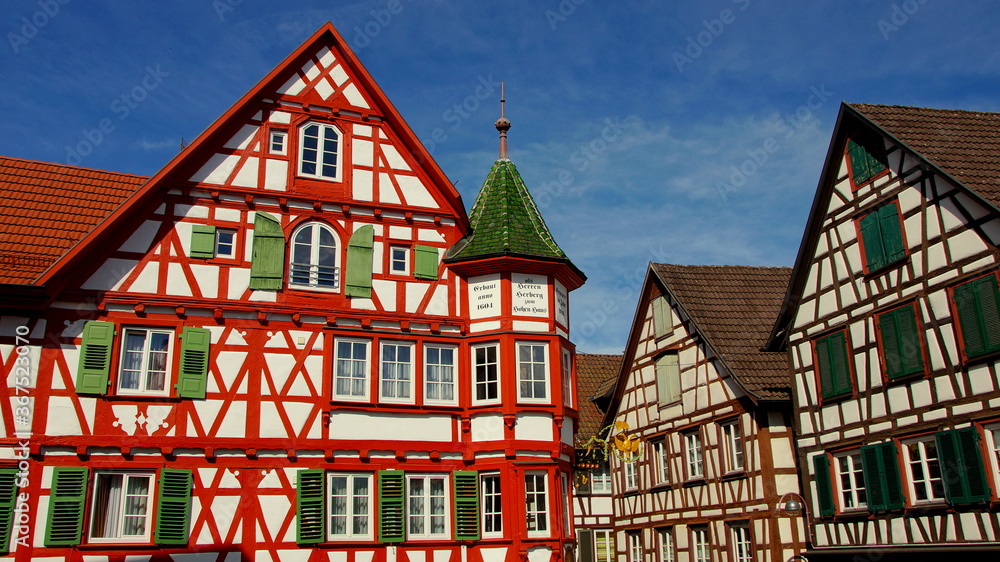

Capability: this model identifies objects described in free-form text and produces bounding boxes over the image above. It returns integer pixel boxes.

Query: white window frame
[88,471,155,542]
[298,121,342,180]
[334,338,370,401]
[684,429,704,480]
[652,439,669,485]
[327,472,373,541]
[480,472,503,538]
[389,246,410,275]
[472,343,500,405]
[379,341,414,404]
[562,348,573,407]
[595,529,614,562]
[517,341,549,402]
[692,526,710,562]
[424,344,457,405]
[985,423,1000,491]
[118,327,173,397]
[656,527,674,562]
[406,474,449,539]
[269,130,287,155]
[591,463,612,494]
[525,471,549,537]
[721,419,745,474]
[214,228,237,259]
[624,456,638,491]
[561,474,571,538]
[655,352,680,406]
[627,531,642,562]
[289,222,340,290]
[730,522,753,562]
[902,436,945,504]
[833,450,867,511]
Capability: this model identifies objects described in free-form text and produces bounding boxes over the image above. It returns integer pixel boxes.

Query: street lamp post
[776,491,813,560]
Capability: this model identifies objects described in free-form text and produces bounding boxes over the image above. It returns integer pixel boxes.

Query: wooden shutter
[75,320,114,395]
[818,332,852,399]
[815,337,834,399]
[578,530,595,562]
[346,225,375,298]
[176,327,210,399]
[812,454,835,517]
[44,467,88,547]
[861,442,903,512]
[453,471,479,540]
[936,428,991,505]
[954,280,986,358]
[879,204,906,264]
[652,297,672,338]
[155,469,193,545]
[895,306,924,376]
[0,468,18,555]
[296,469,325,544]
[859,211,885,271]
[378,470,405,543]
[878,311,902,379]
[847,139,870,184]
[190,225,217,258]
[249,212,285,290]
[976,276,1000,354]
[655,353,679,405]
[414,245,439,280]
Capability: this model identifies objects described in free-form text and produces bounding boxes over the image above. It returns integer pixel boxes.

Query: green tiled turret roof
[446,158,569,263]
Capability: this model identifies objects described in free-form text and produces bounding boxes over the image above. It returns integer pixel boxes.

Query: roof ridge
[848,102,1000,117]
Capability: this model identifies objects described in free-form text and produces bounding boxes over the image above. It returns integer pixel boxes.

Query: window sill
[682,478,706,488]
[79,542,159,549]
[862,256,908,279]
[720,471,747,482]
[650,482,672,492]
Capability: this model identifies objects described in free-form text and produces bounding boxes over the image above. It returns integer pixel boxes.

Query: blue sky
[3,1,999,353]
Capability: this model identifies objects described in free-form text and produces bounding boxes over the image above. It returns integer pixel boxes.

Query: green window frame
[877,303,925,380]
[847,133,887,186]
[814,330,853,400]
[953,274,1000,359]
[936,428,991,505]
[860,442,904,512]
[0,467,19,555]
[859,202,906,272]
[249,211,286,290]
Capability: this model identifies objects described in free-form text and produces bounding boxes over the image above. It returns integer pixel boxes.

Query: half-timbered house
[766,103,1000,560]
[600,264,803,562]
[0,22,584,562]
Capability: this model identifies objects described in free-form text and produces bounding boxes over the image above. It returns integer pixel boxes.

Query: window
[652,296,673,338]
[407,474,448,539]
[425,345,456,404]
[729,522,753,562]
[627,531,642,562]
[327,473,372,540]
[833,450,867,511]
[562,348,573,407]
[720,420,745,473]
[481,473,502,537]
[290,222,339,289]
[473,343,499,404]
[525,472,548,536]
[877,303,925,379]
[814,330,853,400]
[389,246,409,274]
[846,133,887,186]
[652,439,669,485]
[591,463,612,493]
[334,339,369,400]
[691,526,710,562]
[952,274,1000,359]
[624,457,638,491]
[859,202,905,272]
[215,229,237,259]
[656,527,674,562]
[299,122,340,180]
[270,130,287,155]
[119,328,171,396]
[902,437,944,504]
[654,352,680,406]
[684,430,704,480]
[380,341,413,403]
[935,427,992,504]
[595,529,615,562]
[249,211,285,290]
[517,342,548,401]
[190,225,237,259]
[985,424,1000,491]
[45,468,192,547]
[861,441,905,511]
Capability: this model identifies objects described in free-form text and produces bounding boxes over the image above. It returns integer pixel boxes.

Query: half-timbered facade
[766,103,1000,560]
[601,265,803,562]
[0,23,584,562]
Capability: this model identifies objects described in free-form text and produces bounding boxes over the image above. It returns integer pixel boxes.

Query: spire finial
[495,81,511,159]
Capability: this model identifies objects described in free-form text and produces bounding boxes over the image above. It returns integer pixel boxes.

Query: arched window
[289,222,339,289]
[299,122,341,180]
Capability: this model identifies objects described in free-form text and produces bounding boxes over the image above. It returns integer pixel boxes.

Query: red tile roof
[653,264,793,402]
[0,156,146,284]
[849,103,1000,208]
[576,353,621,439]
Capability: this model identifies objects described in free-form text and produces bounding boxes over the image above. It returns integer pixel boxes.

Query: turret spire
[495,81,511,160]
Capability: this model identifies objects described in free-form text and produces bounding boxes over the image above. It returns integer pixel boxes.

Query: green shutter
[190,225,217,259]
[378,470,405,543]
[812,454,835,517]
[976,276,1000,354]
[861,442,903,512]
[879,205,906,264]
[296,469,325,544]
[879,310,903,379]
[936,428,991,505]
[895,306,924,377]
[250,212,285,290]
[0,468,19,555]
[848,136,886,185]
[155,469,193,545]
[44,467,88,547]
[815,337,834,399]
[176,327,210,399]
[818,332,852,399]
[75,320,114,395]
[453,471,480,540]
[578,529,595,562]
[414,245,439,280]
[859,211,885,271]
[954,276,1000,359]
[346,225,375,298]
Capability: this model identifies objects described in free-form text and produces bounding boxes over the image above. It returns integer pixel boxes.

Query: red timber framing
[0,22,583,562]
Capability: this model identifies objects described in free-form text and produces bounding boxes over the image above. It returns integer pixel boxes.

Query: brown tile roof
[575,353,621,439]
[0,156,146,284]
[849,103,1000,208]
[653,264,792,401]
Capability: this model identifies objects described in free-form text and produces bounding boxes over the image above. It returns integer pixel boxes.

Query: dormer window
[299,122,341,180]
